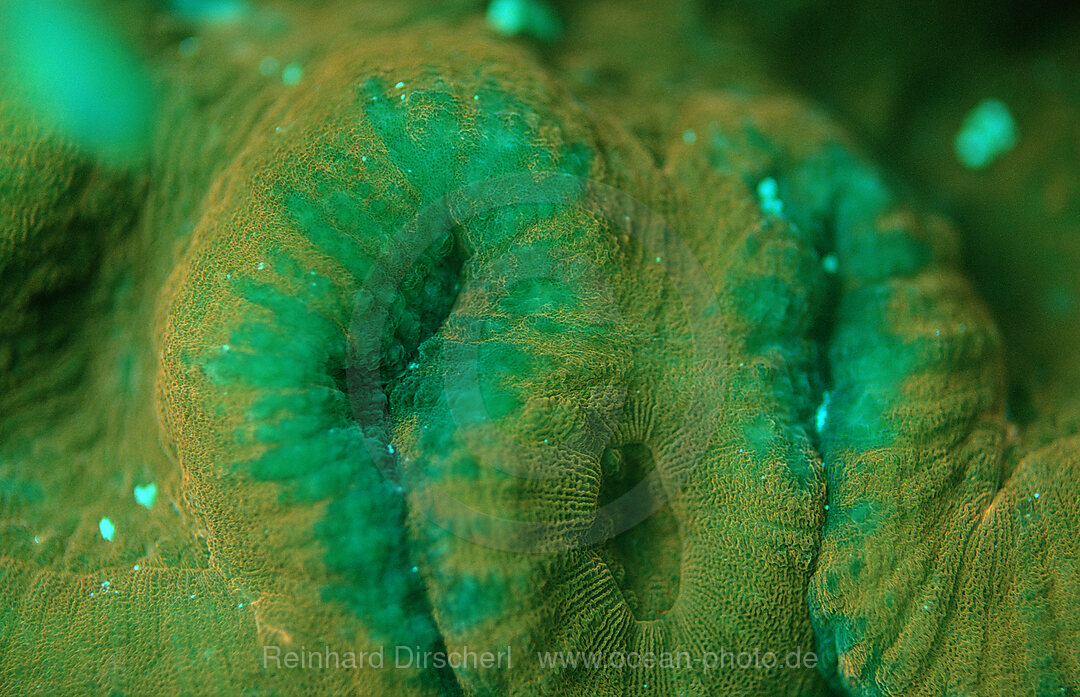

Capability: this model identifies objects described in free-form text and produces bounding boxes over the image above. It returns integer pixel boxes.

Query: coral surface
[0,1,1077,696]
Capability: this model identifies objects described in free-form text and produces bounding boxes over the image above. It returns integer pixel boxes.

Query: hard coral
[0,1,1077,697]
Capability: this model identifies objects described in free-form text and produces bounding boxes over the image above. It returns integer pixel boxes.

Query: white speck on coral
[134,482,158,509]
[257,262,265,270]
[133,564,140,571]
[395,81,405,89]
[815,392,831,434]
[822,254,839,273]
[756,177,784,217]
[99,517,115,541]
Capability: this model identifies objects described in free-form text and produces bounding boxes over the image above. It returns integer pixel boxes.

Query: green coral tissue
[1,0,1078,696]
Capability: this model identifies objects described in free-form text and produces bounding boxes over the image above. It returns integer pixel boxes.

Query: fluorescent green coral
[2,2,1079,697]
[806,107,1078,697]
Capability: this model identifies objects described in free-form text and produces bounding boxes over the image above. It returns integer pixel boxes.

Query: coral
[806,153,1080,693]
[156,24,836,697]
[809,41,1080,697]
[157,27,607,696]
[1,1,1078,696]
[0,91,139,382]
[397,85,840,695]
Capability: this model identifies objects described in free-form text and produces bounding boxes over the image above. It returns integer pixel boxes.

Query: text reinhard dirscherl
[262,645,512,671]
[261,645,819,672]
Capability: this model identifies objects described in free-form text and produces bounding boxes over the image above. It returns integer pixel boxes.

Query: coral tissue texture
[0,1,1077,696]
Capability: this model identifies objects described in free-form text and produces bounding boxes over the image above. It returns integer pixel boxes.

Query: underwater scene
[1,0,1078,695]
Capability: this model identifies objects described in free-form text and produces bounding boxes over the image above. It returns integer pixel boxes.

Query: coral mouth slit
[594,441,681,621]
[341,223,469,420]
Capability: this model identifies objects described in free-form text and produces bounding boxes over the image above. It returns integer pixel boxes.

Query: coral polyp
[1,1,1077,696]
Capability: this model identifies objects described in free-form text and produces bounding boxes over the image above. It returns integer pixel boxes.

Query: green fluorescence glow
[134,483,158,509]
[822,253,839,274]
[485,0,562,41]
[954,98,1018,170]
[170,0,248,25]
[0,0,155,164]
[281,62,304,86]
[756,176,784,217]
[815,391,831,434]
[98,517,116,541]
